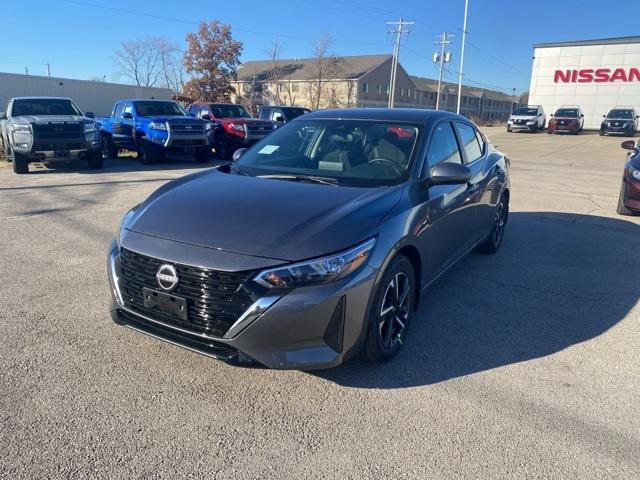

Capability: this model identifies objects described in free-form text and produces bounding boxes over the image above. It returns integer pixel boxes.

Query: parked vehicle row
[507,104,640,136]
[1,95,313,173]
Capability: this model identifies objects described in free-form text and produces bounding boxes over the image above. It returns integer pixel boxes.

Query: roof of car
[261,105,311,109]
[12,96,73,101]
[302,108,464,124]
[119,99,175,103]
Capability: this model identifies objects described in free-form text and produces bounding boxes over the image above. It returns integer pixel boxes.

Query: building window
[400,88,404,97]
[377,84,382,94]
[385,84,390,95]
[278,83,285,92]
[363,83,369,93]
[292,83,299,92]
[242,84,250,93]
[407,88,411,98]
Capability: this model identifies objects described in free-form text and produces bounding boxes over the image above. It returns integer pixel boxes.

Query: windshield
[211,104,251,118]
[514,108,538,116]
[555,108,578,117]
[134,101,186,117]
[607,109,634,119]
[12,98,82,116]
[236,119,421,187]
[282,107,310,120]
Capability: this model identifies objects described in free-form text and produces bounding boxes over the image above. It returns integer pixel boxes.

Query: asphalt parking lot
[1,128,639,479]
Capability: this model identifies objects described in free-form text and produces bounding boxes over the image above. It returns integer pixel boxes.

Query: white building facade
[529,36,640,130]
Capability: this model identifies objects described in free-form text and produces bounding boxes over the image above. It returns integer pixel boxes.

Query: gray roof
[411,76,488,99]
[236,54,391,82]
[534,35,640,49]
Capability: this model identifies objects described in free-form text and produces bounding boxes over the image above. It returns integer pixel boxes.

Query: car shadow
[312,211,640,388]
[22,153,225,175]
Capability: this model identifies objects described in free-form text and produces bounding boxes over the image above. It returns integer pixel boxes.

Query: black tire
[507,127,512,133]
[12,149,29,174]
[87,150,104,169]
[617,182,635,216]
[195,147,212,163]
[547,129,553,134]
[363,255,415,363]
[214,132,231,160]
[138,139,159,165]
[101,134,118,159]
[476,193,509,254]
[599,130,605,136]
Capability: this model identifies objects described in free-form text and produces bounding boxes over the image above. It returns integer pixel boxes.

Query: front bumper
[623,177,640,211]
[509,121,537,131]
[107,236,377,369]
[15,134,100,161]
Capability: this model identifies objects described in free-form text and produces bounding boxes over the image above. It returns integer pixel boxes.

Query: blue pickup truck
[97,99,213,164]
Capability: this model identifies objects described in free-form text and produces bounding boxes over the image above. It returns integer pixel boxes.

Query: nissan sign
[554,68,640,83]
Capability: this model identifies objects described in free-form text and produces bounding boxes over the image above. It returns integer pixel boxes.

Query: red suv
[618,140,640,215]
[188,103,276,159]
[547,106,584,134]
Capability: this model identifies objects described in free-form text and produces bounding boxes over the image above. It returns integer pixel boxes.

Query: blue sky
[2,0,639,95]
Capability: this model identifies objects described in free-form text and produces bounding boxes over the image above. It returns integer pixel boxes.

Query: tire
[547,129,553,134]
[101,134,118,159]
[363,255,416,363]
[507,127,512,133]
[214,132,231,160]
[87,150,104,169]
[138,139,159,165]
[476,193,509,254]
[195,147,212,163]
[617,182,635,216]
[12,149,29,174]
[599,130,605,136]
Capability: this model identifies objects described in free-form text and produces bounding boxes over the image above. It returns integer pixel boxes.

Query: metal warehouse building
[529,35,640,130]
[0,72,172,117]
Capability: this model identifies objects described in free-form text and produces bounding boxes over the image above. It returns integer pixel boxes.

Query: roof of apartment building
[236,54,392,82]
[411,75,513,102]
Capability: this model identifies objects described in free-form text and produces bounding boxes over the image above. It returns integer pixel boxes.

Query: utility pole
[434,32,453,110]
[25,66,29,75]
[512,87,516,113]
[456,0,469,115]
[46,63,51,77]
[386,18,413,108]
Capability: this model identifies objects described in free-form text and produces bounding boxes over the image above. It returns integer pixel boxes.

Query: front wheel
[214,132,231,160]
[101,134,118,159]
[12,149,29,174]
[138,139,160,165]
[617,182,635,216]
[476,193,509,254]
[363,255,415,363]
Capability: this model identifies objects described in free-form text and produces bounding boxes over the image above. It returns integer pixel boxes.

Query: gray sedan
[107,109,510,369]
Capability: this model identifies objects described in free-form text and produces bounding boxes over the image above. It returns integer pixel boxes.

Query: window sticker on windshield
[258,145,279,155]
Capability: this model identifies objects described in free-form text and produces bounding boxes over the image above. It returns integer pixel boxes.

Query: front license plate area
[143,287,188,320]
[54,149,70,158]
[184,146,196,154]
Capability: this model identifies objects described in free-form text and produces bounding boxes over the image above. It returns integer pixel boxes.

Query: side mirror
[427,162,472,186]
[85,111,95,119]
[550,114,554,117]
[0,112,6,120]
[232,148,248,161]
[201,114,211,121]
[580,114,584,118]
[621,140,637,151]
[274,115,284,123]
[636,115,639,119]
[122,112,133,120]
[602,114,606,118]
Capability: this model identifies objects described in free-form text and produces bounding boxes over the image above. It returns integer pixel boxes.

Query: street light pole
[456,0,469,115]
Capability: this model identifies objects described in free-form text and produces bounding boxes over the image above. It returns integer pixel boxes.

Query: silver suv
[507,105,546,133]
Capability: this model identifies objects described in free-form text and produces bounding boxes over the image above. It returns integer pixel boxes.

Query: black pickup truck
[0,96,102,174]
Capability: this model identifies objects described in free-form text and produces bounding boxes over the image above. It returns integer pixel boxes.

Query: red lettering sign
[553,68,639,83]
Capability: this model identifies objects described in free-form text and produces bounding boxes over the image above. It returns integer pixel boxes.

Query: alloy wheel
[493,200,508,245]
[378,272,411,349]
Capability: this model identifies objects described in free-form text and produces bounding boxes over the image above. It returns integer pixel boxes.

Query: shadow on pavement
[312,212,640,388]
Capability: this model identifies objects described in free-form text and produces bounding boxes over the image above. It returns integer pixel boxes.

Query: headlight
[526,120,536,125]
[119,206,139,243]
[507,119,513,124]
[230,123,245,132]
[150,121,167,131]
[11,124,31,134]
[84,122,96,133]
[254,238,376,289]
[205,122,212,131]
[631,168,640,181]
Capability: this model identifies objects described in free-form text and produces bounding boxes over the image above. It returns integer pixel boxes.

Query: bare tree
[264,38,283,104]
[309,32,334,109]
[155,38,186,92]
[113,38,164,87]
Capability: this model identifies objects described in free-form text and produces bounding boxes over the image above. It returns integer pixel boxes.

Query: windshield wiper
[257,174,339,186]
[228,164,252,176]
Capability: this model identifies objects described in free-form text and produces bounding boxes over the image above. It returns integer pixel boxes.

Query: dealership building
[529,35,640,129]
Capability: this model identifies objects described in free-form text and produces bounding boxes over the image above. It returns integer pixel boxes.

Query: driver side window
[424,122,462,174]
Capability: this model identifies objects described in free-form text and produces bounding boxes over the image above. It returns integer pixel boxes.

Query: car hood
[142,115,203,123]
[553,116,578,121]
[605,118,633,121]
[218,118,272,124]
[13,115,87,124]
[509,115,537,121]
[126,168,403,262]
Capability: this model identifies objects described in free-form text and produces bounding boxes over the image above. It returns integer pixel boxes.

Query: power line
[386,18,413,108]
[434,32,453,110]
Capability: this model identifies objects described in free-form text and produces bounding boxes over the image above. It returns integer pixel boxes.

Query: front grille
[246,123,274,135]
[171,139,207,147]
[34,142,84,150]
[32,122,83,140]
[168,121,205,135]
[118,248,255,338]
